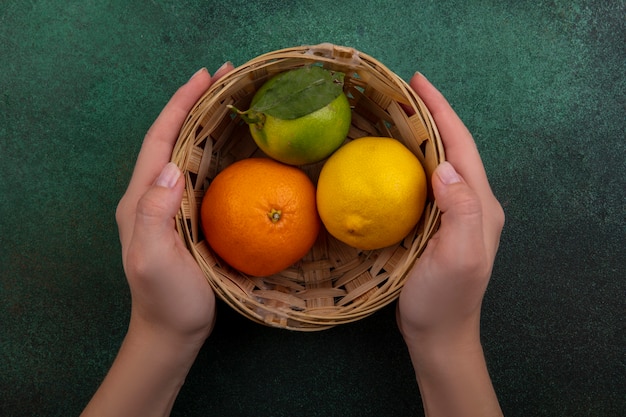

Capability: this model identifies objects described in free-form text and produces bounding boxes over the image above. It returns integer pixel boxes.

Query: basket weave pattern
[171,44,444,330]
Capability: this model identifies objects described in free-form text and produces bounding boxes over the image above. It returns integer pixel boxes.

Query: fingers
[116,68,209,250]
[410,73,504,254]
[117,64,234,251]
[431,162,488,275]
[128,68,213,198]
[410,73,492,200]
[131,163,185,255]
[126,62,235,201]
[212,61,235,82]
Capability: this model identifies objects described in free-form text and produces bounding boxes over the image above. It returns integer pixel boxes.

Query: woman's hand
[82,63,234,417]
[116,65,231,345]
[397,73,505,417]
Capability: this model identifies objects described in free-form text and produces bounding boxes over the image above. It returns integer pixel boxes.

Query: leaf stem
[227,105,264,126]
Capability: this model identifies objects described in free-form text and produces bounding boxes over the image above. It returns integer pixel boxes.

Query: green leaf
[250,66,345,120]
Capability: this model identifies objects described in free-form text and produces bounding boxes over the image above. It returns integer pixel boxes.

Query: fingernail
[414,71,427,80]
[189,67,207,81]
[437,161,462,185]
[156,162,181,188]
[216,61,232,73]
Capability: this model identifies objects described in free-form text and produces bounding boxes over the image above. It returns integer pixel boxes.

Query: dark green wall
[1,1,624,416]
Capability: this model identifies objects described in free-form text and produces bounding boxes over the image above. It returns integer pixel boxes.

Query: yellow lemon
[316,137,427,250]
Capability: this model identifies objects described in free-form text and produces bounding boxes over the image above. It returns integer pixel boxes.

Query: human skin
[396,72,505,417]
[81,67,504,417]
[81,63,234,417]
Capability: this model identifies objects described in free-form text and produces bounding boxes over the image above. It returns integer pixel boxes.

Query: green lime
[230,66,352,165]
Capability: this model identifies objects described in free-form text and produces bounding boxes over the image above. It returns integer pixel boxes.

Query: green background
[1,1,624,416]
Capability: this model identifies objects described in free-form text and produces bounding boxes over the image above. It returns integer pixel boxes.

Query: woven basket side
[172,44,444,330]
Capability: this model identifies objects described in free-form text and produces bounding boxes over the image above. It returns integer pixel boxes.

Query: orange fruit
[200,158,320,276]
[316,137,427,250]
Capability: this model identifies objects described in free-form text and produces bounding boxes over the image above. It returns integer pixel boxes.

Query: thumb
[431,162,485,264]
[133,162,184,244]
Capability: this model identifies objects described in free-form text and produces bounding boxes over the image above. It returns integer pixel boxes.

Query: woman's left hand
[82,63,234,417]
[116,64,233,344]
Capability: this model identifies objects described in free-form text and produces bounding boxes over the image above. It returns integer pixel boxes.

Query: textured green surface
[1,1,624,416]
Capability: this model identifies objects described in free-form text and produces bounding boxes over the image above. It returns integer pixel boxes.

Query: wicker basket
[171,43,445,331]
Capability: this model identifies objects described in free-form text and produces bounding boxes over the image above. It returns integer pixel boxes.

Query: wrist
[406,332,484,375]
[81,316,207,416]
[400,318,503,417]
[399,312,482,353]
[399,311,485,377]
[126,315,207,370]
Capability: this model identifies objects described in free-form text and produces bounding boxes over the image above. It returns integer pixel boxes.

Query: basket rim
[172,43,445,331]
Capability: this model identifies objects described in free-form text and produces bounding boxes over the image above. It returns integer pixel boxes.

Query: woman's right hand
[397,72,505,417]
